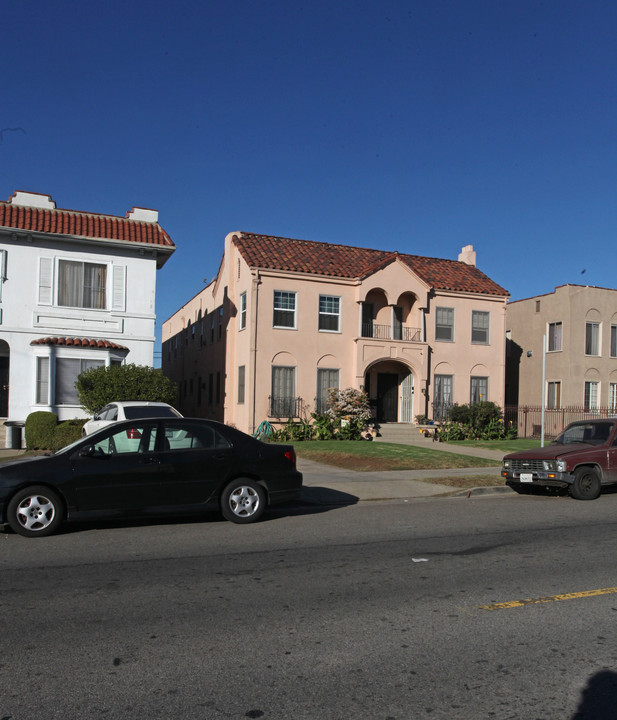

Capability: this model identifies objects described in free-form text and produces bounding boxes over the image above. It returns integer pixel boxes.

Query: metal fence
[268,396,304,419]
[504,405,617,438]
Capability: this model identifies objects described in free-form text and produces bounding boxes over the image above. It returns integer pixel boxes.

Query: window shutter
[38,257,53,305]
[112,265,126,311]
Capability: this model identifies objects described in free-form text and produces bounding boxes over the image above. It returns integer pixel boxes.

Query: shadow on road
[572,670,617,719]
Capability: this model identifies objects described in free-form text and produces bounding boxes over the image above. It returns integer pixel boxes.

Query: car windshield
[554,421,615,446]
[123,406,179,419]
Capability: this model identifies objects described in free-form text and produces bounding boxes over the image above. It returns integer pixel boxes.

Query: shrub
[76,364,178,415]
[51,419,85,451]
[25,411,58,450]
[326,388,371,424]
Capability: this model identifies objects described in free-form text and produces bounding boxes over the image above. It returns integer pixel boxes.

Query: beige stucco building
[162,232,509,434]
[506,284,617,412]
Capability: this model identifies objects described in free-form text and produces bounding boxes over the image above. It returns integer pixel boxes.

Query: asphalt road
[3,491,617,719]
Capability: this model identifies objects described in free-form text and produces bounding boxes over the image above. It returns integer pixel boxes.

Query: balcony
[361,323,422,342]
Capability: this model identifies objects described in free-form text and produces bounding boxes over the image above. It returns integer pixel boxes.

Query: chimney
[458,244,476,266]
[127,207,159,223]
[9,191,56,210]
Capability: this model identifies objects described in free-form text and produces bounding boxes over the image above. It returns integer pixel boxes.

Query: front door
[377,373,398,422]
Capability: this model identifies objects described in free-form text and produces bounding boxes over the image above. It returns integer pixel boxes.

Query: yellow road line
[479,586,617,611]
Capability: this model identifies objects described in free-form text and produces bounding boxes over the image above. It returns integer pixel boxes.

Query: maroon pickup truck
[502,419,617,500]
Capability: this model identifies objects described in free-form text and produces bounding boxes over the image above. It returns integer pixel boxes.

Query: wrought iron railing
[505,405,617,439]
[361,323,422,341]
[268,396,303,419]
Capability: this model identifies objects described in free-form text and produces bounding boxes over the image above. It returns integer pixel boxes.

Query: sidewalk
[299,434,511,505]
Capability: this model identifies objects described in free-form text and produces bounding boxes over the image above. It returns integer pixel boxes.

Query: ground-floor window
[584,381,599,411]
[55,358,105,404]
[238,365,245,404]
[547,381,561,409]
[270,366,297,417]
[316,368,339,414]
[433,374,453,420]
[610,382,617,412]
[470,376,488,405]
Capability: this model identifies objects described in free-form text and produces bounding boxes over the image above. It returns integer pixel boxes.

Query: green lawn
[293,440,500,472]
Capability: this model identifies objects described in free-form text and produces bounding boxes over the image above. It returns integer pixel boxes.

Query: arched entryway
[364,360,416,423]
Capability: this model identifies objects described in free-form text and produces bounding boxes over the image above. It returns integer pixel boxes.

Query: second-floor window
[611,325,616,358]
[471,311,489,344]
[548,322,562,352]
[319,295,340,332]
[273,291,296,329]
[585,322,600,356]
[435,307,454,342]
[58,260,107,309]
[239,292,247,330]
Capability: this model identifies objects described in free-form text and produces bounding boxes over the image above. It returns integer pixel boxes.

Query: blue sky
[1,1,615,360]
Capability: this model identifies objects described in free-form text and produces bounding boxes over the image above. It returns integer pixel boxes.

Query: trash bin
[4,421,25,450]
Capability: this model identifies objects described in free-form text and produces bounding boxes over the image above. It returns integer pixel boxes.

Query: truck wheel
[569,467,601,501]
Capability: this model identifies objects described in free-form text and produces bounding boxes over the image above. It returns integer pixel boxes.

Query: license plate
[520,473,533,483]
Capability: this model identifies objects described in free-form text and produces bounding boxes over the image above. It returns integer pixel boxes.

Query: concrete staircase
[374,423,430,444]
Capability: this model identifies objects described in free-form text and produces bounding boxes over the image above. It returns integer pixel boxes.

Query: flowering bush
[326,388,371,424]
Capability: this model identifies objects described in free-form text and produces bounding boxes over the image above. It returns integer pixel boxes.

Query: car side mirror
[79,445,96,457]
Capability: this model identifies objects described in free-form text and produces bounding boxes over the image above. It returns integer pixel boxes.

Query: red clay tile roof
[0,194,175,249]
[30,337,129,351]
[232,233,509,296]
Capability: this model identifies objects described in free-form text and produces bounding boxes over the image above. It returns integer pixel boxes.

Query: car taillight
[127,428,142,439]
[284,448,296,465]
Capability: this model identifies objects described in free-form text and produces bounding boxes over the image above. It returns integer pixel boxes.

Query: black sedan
[0,418,303,537]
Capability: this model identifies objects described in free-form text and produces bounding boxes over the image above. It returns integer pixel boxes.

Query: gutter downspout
[250,270,261,434]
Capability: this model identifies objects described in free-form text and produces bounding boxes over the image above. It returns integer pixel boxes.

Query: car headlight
[503,459,511,469]
[556,460,567,472]
[543,460,556,471]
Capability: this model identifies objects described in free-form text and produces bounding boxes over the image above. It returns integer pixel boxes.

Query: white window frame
[547,380,561,409]
[435,307,454,342]
[38,256,127,312]
[239,292,247,331]
[610,382,617,412]
[584,380,599,411]
[585,322,600,356]
[318,295,341,333]
[471,311,490,345]
[273,291,297,329]
[547,321,562,352]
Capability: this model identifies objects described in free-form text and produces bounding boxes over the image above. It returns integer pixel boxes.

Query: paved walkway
[299,434,511,505]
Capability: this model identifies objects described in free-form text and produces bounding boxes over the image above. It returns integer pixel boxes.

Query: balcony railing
[361,323,422,342]
[268,396,303,419]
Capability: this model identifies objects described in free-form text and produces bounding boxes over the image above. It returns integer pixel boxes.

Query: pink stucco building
[162,232,509,434]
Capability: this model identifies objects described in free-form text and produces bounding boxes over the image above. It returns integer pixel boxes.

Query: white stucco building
[0,191,175,424]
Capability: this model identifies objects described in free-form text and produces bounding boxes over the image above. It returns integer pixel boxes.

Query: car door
[69,421,166,512]
[156,420,235,507]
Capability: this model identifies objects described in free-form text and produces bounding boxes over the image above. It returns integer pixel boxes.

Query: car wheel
[7,486,64,537]
[569,467,601,501]
[221,479,266,524]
